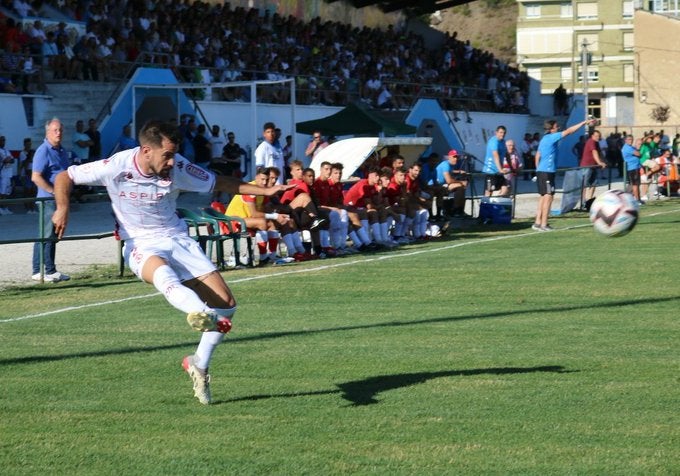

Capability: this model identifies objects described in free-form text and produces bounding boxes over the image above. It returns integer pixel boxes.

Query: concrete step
[32,81,119,145]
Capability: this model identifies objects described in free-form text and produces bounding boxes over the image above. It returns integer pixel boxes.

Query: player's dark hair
[263,121,276,131]
[139,120,182,147]
[544,120,558,132]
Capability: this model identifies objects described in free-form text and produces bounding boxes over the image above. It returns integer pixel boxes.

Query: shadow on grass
[215,365,575,406]
[1,294,677,367]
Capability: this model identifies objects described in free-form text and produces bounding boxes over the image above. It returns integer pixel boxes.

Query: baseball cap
[448,149,459,157]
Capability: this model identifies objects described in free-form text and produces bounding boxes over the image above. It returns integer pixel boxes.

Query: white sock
[194,306,235,369]
[152,265,207,314]
[419,209,429,237]
[194,332,224,370]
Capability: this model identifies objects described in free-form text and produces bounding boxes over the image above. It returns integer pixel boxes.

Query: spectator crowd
[0,0,530,110]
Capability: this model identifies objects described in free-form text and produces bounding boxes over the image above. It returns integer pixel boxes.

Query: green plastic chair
[176,207,227,268]
[201,207,255,268]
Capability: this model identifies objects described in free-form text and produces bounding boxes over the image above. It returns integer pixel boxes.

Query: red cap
[448,149,459,157]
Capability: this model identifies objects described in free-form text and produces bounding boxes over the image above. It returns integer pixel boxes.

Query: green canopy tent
[295,102,417,137]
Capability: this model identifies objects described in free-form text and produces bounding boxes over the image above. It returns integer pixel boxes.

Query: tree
[650,105,671,124]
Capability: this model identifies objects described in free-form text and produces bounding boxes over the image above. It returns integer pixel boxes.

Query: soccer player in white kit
[51,120,293,404]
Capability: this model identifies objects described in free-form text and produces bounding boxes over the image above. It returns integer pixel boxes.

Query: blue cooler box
[479,197,512,224]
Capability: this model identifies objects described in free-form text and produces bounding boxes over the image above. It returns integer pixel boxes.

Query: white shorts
[124,234,216,282]
[0,175,12,196]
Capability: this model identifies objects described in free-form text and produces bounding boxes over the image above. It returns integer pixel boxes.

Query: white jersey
[208,135,226,159]
[0,147,14,178]
[254,140,284,183]
[67,147,215,240]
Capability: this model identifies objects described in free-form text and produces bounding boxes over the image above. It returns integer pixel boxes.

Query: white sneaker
[45,271,70,282]
[0,208,8,215]
[3,208,13,215]
[182,355,211,405]
[32,271,70,282]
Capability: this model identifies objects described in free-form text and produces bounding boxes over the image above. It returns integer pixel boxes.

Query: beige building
[634,9,680,132]
[516,1,637,126]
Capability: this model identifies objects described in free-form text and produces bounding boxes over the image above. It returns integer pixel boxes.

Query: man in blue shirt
[31,118,72,282]
[533,117,596,231]
[622,134,642,202]
[435,149,470,218]
[482,125,509,196]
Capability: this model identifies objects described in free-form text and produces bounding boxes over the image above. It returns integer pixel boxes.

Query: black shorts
[627,168,640,186]
[485,174,507,193]
[536,172,556,196]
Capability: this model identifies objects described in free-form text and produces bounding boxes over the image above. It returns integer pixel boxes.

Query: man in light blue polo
[482,125,509,196]
[31,117,71,282]
[533,117,596,231]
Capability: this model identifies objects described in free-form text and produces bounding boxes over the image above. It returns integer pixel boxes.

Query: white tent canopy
[309,137,433,179]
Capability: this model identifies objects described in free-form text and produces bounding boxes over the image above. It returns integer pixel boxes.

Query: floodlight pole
[581,39,589,123]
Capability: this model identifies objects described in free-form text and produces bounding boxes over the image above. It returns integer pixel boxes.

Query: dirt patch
[430,0,517,64]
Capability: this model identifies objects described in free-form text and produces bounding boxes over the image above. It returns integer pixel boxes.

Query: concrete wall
[634,10,680,130]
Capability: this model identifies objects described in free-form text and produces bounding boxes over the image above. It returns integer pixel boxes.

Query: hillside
[430,0,518,64]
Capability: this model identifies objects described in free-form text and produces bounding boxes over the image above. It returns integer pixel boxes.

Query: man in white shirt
[254,121,284,183]
[0,135,15,215]
[51,120,293,405]
[208,124,226,163]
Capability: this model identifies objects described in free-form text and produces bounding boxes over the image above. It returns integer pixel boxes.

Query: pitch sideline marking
[3,206,679,324]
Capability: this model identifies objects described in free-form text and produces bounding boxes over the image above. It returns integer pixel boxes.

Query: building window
[526,3,541,18]
[561,67,573,82]
[577,2,598,19]
[577,33,599,52]
[623,64,634,82]
[561,2,573,17]
[578,67,599,82]
[622,1,634,18]
[527,67,542,81]
[623,32,634,51]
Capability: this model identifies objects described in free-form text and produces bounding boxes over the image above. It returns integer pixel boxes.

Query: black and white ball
[589,190,639,237]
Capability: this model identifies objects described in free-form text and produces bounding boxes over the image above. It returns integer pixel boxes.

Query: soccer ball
[589,190,639,237]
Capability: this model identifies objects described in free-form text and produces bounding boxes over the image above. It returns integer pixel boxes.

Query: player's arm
[214,175,294,196]
[561,118,596,138]
[492,149,506,173]
[534,151,541,168]
[592,148,607,169]
[51,170,75,239]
